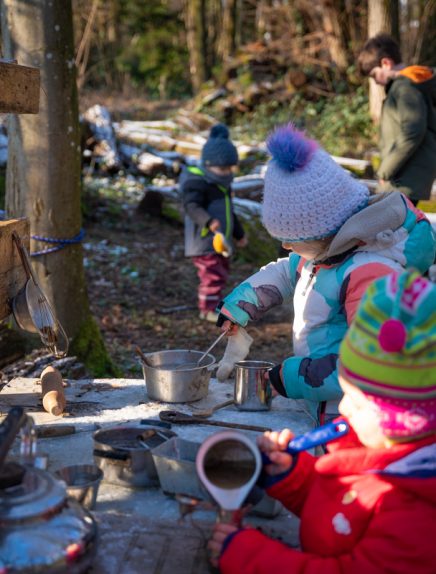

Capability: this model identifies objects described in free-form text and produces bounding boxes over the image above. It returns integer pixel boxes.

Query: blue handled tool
[262,419,349,465]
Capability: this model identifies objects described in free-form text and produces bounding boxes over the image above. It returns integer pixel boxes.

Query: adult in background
[358,33,436,206]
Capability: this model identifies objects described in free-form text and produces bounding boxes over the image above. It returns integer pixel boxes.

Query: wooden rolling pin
[41,366,66,416]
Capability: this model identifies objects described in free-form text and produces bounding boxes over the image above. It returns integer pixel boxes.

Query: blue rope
[30,228,85,257]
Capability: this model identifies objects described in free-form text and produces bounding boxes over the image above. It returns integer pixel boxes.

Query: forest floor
[81,175,293,378]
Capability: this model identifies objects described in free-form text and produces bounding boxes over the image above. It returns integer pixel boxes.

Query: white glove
[216,327,253,382]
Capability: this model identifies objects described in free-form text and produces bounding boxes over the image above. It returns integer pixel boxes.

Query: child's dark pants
[192,254,230,312]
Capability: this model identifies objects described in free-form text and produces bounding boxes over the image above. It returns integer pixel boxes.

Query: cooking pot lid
[0,467,66,522]
[93,426,175,452]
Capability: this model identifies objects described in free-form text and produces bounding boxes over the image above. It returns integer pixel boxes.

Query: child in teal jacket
[217,124,435,423]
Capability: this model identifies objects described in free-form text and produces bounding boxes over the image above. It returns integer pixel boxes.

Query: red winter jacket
[220,428,436,574]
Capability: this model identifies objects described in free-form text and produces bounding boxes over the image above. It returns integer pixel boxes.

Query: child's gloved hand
[208,523,240,567]
[257,429,295,476]
[216,327,253,381]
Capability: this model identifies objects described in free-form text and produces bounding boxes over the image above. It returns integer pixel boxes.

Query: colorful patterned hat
[340,270,436,439]
[262,124,369,242]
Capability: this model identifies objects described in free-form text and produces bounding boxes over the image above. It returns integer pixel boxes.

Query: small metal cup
[234,360,274,411]
[55,464,103,510]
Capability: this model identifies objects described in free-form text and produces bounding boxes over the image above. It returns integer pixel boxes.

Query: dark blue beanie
[201,124,239,167]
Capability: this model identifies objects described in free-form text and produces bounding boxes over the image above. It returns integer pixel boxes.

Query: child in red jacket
[209,269,436,574]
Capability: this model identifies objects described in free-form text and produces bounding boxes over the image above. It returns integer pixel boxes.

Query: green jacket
[378,69,436,201]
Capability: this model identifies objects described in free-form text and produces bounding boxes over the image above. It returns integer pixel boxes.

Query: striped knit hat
[340,270,436,439]
[262,124,369,242]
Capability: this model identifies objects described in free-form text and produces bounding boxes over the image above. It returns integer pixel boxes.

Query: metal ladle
[195,328,229,367]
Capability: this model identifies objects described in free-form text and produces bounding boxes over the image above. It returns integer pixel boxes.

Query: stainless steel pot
[93,425,176,488]
[141,349,215,403]
[234,360,274,411]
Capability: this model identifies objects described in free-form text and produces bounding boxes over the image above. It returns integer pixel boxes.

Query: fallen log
[82,105,121,171]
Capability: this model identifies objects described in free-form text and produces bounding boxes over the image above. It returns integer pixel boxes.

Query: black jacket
[181,166,245,257]
[378,69,436,201]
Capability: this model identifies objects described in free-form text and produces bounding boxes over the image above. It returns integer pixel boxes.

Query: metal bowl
[55,464,103,509]
[141,349,215,403]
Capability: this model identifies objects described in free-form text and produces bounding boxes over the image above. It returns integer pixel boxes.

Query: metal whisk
[12,232,69,358]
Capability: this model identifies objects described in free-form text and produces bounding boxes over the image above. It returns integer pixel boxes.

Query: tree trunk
[185,0,207,92]
[238,0,257,45]
[321,0,349,71]
[413,0,436,65]
[367,0,399,122]
[220,0,238,61]
[1,0,115,375]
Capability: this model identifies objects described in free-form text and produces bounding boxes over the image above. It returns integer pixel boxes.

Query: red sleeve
[266,452,316,517]
[343,263,395,324]
[220,495,435,574]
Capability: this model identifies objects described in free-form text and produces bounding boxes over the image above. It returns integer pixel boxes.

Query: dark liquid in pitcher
[205,461,256,489]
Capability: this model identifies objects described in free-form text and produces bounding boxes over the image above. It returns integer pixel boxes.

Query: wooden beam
[0,61,40,114]
[0,219,30,321]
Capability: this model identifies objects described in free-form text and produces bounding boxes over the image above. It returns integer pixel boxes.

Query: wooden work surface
[1,377,311,573]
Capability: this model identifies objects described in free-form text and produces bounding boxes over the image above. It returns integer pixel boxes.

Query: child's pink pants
[192,254,230,312]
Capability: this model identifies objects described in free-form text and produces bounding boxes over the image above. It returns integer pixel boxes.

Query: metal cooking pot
[93,425,176,488]
[141,349,215,403]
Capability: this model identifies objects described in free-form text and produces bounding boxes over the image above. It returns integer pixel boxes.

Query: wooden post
[0,61,40,114]
[0,219,30,321]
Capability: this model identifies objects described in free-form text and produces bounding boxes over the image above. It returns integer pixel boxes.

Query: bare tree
[320,0,349,71]
[1,0,114,373]
[220,0,238,61]
[367,0,400,121]
[185,0,207,92]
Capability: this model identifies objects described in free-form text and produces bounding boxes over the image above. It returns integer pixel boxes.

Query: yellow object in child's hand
[213,232,232,257]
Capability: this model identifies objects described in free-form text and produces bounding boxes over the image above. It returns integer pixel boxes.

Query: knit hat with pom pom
[340,270,436,439]
[262,124,369,242]
[202,124,239,167]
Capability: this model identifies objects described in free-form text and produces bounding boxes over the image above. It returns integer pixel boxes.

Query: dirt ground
[83,178,293,377]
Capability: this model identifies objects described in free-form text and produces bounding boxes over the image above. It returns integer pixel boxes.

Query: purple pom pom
[266,123,318,172]
[210,124,230,139]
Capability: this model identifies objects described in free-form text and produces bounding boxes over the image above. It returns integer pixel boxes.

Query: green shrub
[233,86,376,158]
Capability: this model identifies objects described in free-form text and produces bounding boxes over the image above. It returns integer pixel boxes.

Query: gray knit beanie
[202,124,239,167]
[262,124,370,242]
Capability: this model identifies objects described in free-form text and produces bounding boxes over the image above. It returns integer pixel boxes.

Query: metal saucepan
[93,425,176,488]
[140,349,216,403]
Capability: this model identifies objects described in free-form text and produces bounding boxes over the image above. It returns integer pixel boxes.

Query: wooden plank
[0,219,30,321]
[0,61,40,114]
